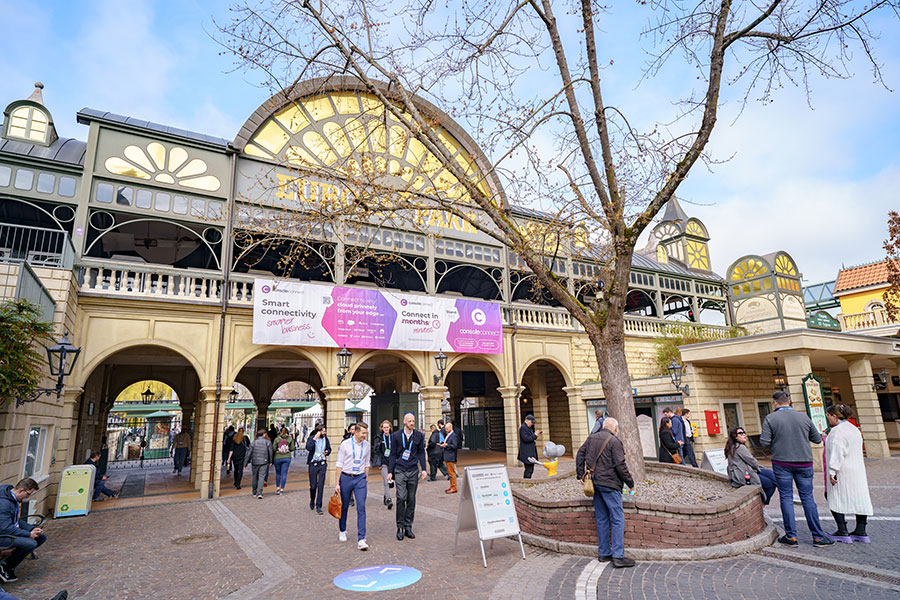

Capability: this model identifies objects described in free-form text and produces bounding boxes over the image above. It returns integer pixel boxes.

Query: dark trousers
[394,468,420,528]
[232,458,245,487]
[682,439,698,468]
[3,532,46,570]
[428,453,447,479]
[92,480,115,500]
[339,473,368,540]
[308,461,326,509]
[173,447,188,474]
[523,462,535,479]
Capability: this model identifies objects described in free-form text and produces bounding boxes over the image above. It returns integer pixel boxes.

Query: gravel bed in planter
[519,472,732,505]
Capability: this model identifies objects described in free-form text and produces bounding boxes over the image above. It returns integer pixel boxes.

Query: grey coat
[760,407,822,462]
[727,444,760,488]
[248,437,273,466]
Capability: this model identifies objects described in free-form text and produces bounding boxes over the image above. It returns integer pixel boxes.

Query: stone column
[57,387,84,468]
[189,401,202,486]
[196,387,225,498]
[845,355,890,459]
[531,394,549,458]
[564,386,588,451]
[497,386,520,467]
[322,386,351,486]
[418,386,446,432]
[782,352,823,471]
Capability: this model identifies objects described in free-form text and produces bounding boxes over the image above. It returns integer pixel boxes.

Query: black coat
[442,429,459,463]
[228,436,249,463]
[388,429,427,473]
[659,430,679,463]
[371,431,392,468]
[517,423,538,463]
[575,430,634,491]
[427,430,444,458]
[305,434,331,465]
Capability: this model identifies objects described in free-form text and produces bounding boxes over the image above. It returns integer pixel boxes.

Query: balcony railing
[839,308,899,333]
[0,222,75,269]
[75,259,735,339]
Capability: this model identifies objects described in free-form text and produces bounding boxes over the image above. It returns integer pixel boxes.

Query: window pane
[23,426,42,478]
[136,189,152,208]
[207,201,222,219]
[58,176,76,197]
[190,198,205,217]
[173,195,188,214]
[0,165,10,187]
[14,169,34,190]
[96,182,114,203]
[155,193,170,211]
[36,172,55,193]
[116,186,133,206]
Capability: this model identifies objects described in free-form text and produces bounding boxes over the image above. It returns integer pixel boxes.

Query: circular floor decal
[334,565,422,592]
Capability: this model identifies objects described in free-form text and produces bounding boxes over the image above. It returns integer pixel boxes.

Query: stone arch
[227,344,328,389]
[445,353,507,388]
[520,359,573,457]
[346,349,426,389]
[74,339,208,390]
[518,354,574,389]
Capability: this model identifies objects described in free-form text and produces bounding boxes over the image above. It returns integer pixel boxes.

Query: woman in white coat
[824,404,873,543]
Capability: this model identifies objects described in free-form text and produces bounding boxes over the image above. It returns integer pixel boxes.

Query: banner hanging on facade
[252,279,504,354]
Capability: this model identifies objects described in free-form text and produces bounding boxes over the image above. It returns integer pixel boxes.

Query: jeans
[308,461,326,509]
[274,458,291,488]
[394,469,420,528]
[428,454,447,479]
[92,480,115,500]
[3,530,46,570]
[522,462,535,479]
[593,487,625,558]
[380,465,392,499]
[251,463,268,495]
[339,473,368,540]
[773,464,825,539]
[173,447,188,474]
[682,439,699,468]
[758,468,776,505]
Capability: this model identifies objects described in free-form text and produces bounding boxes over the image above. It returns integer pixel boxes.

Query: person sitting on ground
[0,479,46,584]
[85,451,118,501]
[725,427,775,504]
[658,417,680,463]
[824,404,874,543]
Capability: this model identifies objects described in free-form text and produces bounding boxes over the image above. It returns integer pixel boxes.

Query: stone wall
[513,463,765,551]
[571,335,663,384]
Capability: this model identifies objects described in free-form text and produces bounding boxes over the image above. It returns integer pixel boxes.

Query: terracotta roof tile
[834,261,890,294]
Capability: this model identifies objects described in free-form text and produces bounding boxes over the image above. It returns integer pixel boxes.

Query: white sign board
[454,464,525,567]
[701,449,728,476]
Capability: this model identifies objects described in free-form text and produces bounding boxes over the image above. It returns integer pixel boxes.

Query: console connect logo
[400,299,408,306]
[471,308,487,326]
[261,285,271,294]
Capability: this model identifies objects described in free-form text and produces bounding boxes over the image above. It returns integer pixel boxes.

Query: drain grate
[172,534,220,546]
[758,549,900,586]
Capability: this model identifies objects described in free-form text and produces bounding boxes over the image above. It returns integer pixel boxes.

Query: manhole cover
[172,534,220,545]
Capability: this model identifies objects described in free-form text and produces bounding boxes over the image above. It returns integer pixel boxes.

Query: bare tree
[220,0,898,479]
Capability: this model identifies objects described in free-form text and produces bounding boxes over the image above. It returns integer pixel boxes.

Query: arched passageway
[520,360,572,458]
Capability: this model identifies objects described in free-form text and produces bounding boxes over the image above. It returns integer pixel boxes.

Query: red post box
[705,410,721,435]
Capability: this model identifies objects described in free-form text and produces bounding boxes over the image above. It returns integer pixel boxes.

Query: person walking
[824,404,874,543]
[301,423,309,443]
[658,417,680,463]
[662,407,685,459]
[249,429,274,499]
[0,479,46,584]
[387,412,428,540]
[305,423,330,514]
[171,428,191,475]
[226,427,249,489]
[518,415,540,479]
[575,418,635,568]
[222,425,235,472]
[760,390,834,547]
[440,421,459,494]
[335,422,371,551]
[427,420,448,481]
[725,427,775,504]
[372,420,394,510]
[272,426,295,495]
[681,409,699,468]
[98,435,110,477]
[590,409,605,435]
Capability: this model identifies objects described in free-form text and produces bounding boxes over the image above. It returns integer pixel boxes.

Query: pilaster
[418,386,447,432]
[497,386,520,467]
[563,385,588,450]
[844,354,890,459]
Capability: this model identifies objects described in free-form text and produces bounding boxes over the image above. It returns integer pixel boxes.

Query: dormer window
[5,105,50,144]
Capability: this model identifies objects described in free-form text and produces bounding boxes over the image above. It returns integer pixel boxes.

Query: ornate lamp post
[17,330,81,407]
[772,357,788,391]
[433,350,448,385]
[336,346,352,385]
[666,360,690,396]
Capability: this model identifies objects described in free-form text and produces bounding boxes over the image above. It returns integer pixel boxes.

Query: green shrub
[0,299,54,407]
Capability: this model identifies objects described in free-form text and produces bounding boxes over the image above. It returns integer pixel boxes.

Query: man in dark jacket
[576,418,635,568]
[427,420,448,481]
[86,451,118,501]
[517,415,540,478]
[387,412,428,540]
[0,479,45,583]
[440,421,459,493]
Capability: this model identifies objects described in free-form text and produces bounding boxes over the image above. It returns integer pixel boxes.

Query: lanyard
[383,433,390,449]
[351,439,363,462]
[403,430,414,450]
[315,438,325,453]
[775,406,793,412]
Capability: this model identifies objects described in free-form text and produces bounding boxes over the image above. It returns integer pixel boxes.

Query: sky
[2,0,898,285]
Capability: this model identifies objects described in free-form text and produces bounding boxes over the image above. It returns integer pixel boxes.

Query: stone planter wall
[512,462,767,551]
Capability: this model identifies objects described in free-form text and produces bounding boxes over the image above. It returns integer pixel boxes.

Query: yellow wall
[838,287,889,315]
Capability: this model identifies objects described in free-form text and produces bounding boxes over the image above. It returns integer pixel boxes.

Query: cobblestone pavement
[2,457,897,599]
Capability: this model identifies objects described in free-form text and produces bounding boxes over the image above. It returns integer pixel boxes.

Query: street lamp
[772,357,788,391]
[304,386,316,402]
[336,346,352,385]
[140,386,155,405]
[666,360,690,396]
[433,350,448,385]
[16,330,81,407]
[228,388,239,403]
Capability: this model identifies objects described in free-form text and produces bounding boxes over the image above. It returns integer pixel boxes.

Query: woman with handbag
[658,417,681,464]
[725,426,775,504]
[371,420,394,510]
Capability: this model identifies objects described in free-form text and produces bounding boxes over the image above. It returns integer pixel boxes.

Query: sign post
[55,464,96,518]
[454,464,526,568]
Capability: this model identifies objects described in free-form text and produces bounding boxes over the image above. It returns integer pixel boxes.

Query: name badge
[353,458,362,466]
[383,448,390,458]
[402,449,411,461]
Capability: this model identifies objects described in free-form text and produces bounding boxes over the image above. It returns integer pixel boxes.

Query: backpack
[277,439,290,454]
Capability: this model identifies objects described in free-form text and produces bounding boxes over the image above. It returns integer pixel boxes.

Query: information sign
[333,565,421,592]
[454,464,526,567]
[701,449,728,476]
[55,464,95,518]
[802,373,828,433]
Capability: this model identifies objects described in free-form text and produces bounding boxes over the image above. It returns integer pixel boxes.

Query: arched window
[866,300,886,312]
[5,105,51,144]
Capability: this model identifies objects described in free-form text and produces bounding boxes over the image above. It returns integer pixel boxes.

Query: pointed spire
[27,82,45,105]
[661,196,689,223]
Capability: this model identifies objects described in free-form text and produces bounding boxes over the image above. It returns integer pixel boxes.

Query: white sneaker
[358,539,368,551]
[339,531,347,542]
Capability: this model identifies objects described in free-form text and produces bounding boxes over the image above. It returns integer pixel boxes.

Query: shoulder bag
[328,491,343,519]
[582,435,613,497]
